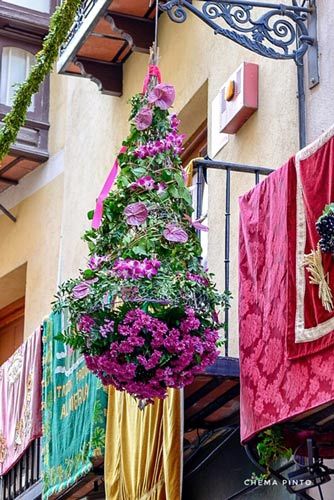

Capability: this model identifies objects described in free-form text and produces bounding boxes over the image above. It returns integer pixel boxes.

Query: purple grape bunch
[316,204,334,254]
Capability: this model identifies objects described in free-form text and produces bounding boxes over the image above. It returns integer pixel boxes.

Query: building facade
[1,0,334,499]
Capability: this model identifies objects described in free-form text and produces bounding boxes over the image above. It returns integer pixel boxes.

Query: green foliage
[256,427,292,476]
[0,0,81,161]
[53,85,230,365]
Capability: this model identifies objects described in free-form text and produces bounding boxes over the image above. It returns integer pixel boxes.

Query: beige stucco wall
[0,0,309,354]
[305,0,334,142]
[54,3,299,358]
[0,174,63,338]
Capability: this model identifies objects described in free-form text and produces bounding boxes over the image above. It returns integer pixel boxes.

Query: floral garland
[0,0,81,161]
[54,73,229,404]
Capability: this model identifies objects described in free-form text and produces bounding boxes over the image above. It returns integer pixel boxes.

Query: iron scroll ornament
[159,0,314,64]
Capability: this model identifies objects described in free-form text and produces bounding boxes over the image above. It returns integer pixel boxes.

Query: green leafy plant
[0,0,81,161]
[53,77,230,403]
[256,427,292,476]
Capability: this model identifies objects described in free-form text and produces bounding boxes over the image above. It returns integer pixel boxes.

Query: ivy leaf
[83,269,95,279]
[132,245,147,256]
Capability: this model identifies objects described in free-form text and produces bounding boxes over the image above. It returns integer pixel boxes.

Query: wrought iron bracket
[159,0,317,66]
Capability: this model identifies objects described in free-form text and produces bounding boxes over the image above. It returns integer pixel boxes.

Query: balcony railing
[194,158,274,356]
[0,439,41,500]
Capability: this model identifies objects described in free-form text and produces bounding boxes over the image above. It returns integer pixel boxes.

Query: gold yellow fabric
[105,388,182,500]
[185,157,204,187]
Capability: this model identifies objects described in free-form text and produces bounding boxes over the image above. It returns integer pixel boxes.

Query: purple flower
[148,84,176,110]
[163,223,188,243]
[129,176,156,191]
[156,182,166,194]
[186,271,210,286]
[192,220,209,231]
[113,258,161,280]
[100,319,115,338]
[88,254,107,270]
[77,314,95,333]
[133,132,185,159]
[124,202,148,226]
[181,168,188,185]
[134,106,153,130]
[170,114,180,130]
[72,281,91,299]
[184,214,209,232]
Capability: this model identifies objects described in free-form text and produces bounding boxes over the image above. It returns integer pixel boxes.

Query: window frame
[0,0,57,19]
[0,36,49,125]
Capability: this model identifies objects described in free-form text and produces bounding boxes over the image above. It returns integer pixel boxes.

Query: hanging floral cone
[54,68,229,404]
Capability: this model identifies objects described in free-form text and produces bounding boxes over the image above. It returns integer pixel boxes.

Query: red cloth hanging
[239,127,334,443]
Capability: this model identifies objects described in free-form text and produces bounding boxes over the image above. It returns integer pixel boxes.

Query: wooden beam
[0,204,17,222]
[185,383,240,431]
[75,57,123,96]
[0,177,18,186]
[106,12,155,53]
[0,156,23,176]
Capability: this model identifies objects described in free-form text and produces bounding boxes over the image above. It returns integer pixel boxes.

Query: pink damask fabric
[239,158,334,443]
[0,328,42,475]
[288,127,334,357]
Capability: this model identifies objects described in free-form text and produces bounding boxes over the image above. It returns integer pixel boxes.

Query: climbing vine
[0,0,81,161]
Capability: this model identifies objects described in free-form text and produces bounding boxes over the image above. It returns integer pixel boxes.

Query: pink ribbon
[92,65,162,229]
[92,146,127,229]
[142,65,162,93]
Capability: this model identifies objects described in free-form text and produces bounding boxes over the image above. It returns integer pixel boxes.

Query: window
[0,47,35,111]
[0,265,26,365]
[181,121,209,268]
[2,0,51,13]
[0,298,25,365]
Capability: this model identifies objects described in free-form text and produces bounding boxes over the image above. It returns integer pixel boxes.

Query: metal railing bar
[224,167,231,357]
[196,0,312,13]
[193,159,274,176]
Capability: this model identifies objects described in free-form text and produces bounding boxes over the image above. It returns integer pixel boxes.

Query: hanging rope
[142,0,161,93]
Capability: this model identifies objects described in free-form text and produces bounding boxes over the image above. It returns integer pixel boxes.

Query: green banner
[42,312,107,498]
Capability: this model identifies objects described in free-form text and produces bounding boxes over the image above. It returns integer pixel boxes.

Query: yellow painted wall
[0,0,299,353]
[0,175,63,338]
[57,3,298,357]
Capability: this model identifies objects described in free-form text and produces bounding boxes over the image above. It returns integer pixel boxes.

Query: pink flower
[113,258,161,280]
[156,182,166,194]
[170,114,180,130]
[77,314,95,333]
[184,214,209,232]
[124,202,148,226]
[72,281,91,299]
[163,223,188,243]
[88,254,107,270]
[130,176,156,191]
[148,84,176,110]
[181,168,188,184]
[134,106,153,130]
